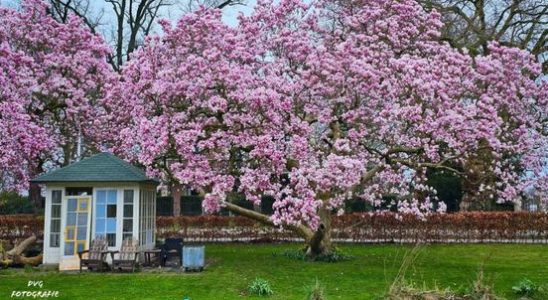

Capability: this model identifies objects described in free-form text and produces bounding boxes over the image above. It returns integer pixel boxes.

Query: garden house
[31,152,158,270]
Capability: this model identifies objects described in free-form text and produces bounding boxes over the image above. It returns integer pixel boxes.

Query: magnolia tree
[107,0,547,255]
[0,1,114,191]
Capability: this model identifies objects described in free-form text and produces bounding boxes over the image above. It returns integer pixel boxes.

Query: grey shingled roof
[31,152,159,184]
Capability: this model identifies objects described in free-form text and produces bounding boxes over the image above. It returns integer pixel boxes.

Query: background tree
[418,0,547,70]
[416,0,547,210]
[47,0,246,71]
[104,0,547,256]
[330,0,547,212]
[0,0,114,194]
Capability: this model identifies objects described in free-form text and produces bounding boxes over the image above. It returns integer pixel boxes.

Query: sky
[0,0,258,43]
[221,0,257,26]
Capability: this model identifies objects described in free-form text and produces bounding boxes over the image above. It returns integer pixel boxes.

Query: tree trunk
[305,207,333,258]
[223,202,334,258]
[172,184,182,216]
[1,235,42,267]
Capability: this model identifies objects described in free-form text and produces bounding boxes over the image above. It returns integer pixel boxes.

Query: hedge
[1,212,547,244]
[0,215,43,242]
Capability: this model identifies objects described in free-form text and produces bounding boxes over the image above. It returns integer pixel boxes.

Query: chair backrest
[89,237,108,260]
[119,237,139,260]
[164,238,183,251]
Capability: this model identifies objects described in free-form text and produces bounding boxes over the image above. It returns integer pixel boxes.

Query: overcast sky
[1,0,258,42]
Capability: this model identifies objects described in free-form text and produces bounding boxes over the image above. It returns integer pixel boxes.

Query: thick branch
[7,235,37,257]
[223,202,314,241]
[2,235,42,267]
[392,158,464,176]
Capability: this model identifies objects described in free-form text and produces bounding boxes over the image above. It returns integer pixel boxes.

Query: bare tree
[48,0,104,34]
[48,0,246,71]
[418,0,547,72]
[180,0,245,12]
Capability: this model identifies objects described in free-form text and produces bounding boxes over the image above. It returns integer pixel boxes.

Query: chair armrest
[78,250,89,260]
[99,250,111,260]
[109,251,119,260]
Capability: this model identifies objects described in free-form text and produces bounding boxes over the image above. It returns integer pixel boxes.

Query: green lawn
[0,243,546,299]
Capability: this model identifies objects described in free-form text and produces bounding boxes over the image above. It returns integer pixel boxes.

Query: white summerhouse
[31,153,158,270]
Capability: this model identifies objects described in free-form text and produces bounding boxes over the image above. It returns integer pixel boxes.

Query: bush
[248,278,274,296]
[512,278,538,297]
[0,215,43,242]
[3,211,548,244]
[0,192,34,215]
[273,248,353,263]
[314,250,354,263]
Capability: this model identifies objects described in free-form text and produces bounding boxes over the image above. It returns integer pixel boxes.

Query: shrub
[512,278,538,297]
[248,278,274,296]
[273,249,307,261]
[0,215,43,242]
[273,248,353,263]
[0,192,35,215]
[313,249,354,263]
[3,212,548,244]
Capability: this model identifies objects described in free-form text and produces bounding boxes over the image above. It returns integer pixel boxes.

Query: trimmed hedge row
[1,212,547,243]
[156,212,548,243]
[0,215,43,242]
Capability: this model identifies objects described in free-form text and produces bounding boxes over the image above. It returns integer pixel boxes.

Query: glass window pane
[106,233,116,247]
[52,190,62,203]
[78,213,88,226]
[96,204,105,218]
[64,242,74,255]
[107,205,117,218]
[50,233,59,247]
[124,205,133,218]
[96,219,105,233]
[97,191,106,204]
[123,233,132,241]
[52,205,61,218]
[107,190,117,204]
[124,190,134,204]
[77,227,87,240]
[67,227,75,240]
[79,199,88,211]
[77,242,85,253]
[123,219,132,232]
[67,212,77,226]
[67,199,77,212]
[51,219,60,232]
[107,219,116,233]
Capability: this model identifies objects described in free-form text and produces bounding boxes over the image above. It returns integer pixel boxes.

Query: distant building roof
[30,152,159,184]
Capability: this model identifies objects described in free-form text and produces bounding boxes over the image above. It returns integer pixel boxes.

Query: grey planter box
[182,245,205,271]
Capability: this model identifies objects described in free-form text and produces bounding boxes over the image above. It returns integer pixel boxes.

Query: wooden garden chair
[110,237,140,272]
[78,237,109,272]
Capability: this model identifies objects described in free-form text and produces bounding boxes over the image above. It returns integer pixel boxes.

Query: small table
[142,249,162,267]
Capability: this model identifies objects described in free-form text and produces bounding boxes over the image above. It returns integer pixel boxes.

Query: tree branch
[223,202,314,241]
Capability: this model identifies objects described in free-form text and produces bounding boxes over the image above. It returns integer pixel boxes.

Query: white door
[59,195,92,271]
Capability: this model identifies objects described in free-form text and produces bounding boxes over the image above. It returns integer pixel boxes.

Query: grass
[0,243,546,299]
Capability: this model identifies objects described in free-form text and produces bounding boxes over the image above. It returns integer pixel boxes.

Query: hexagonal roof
[31,152,159,184]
